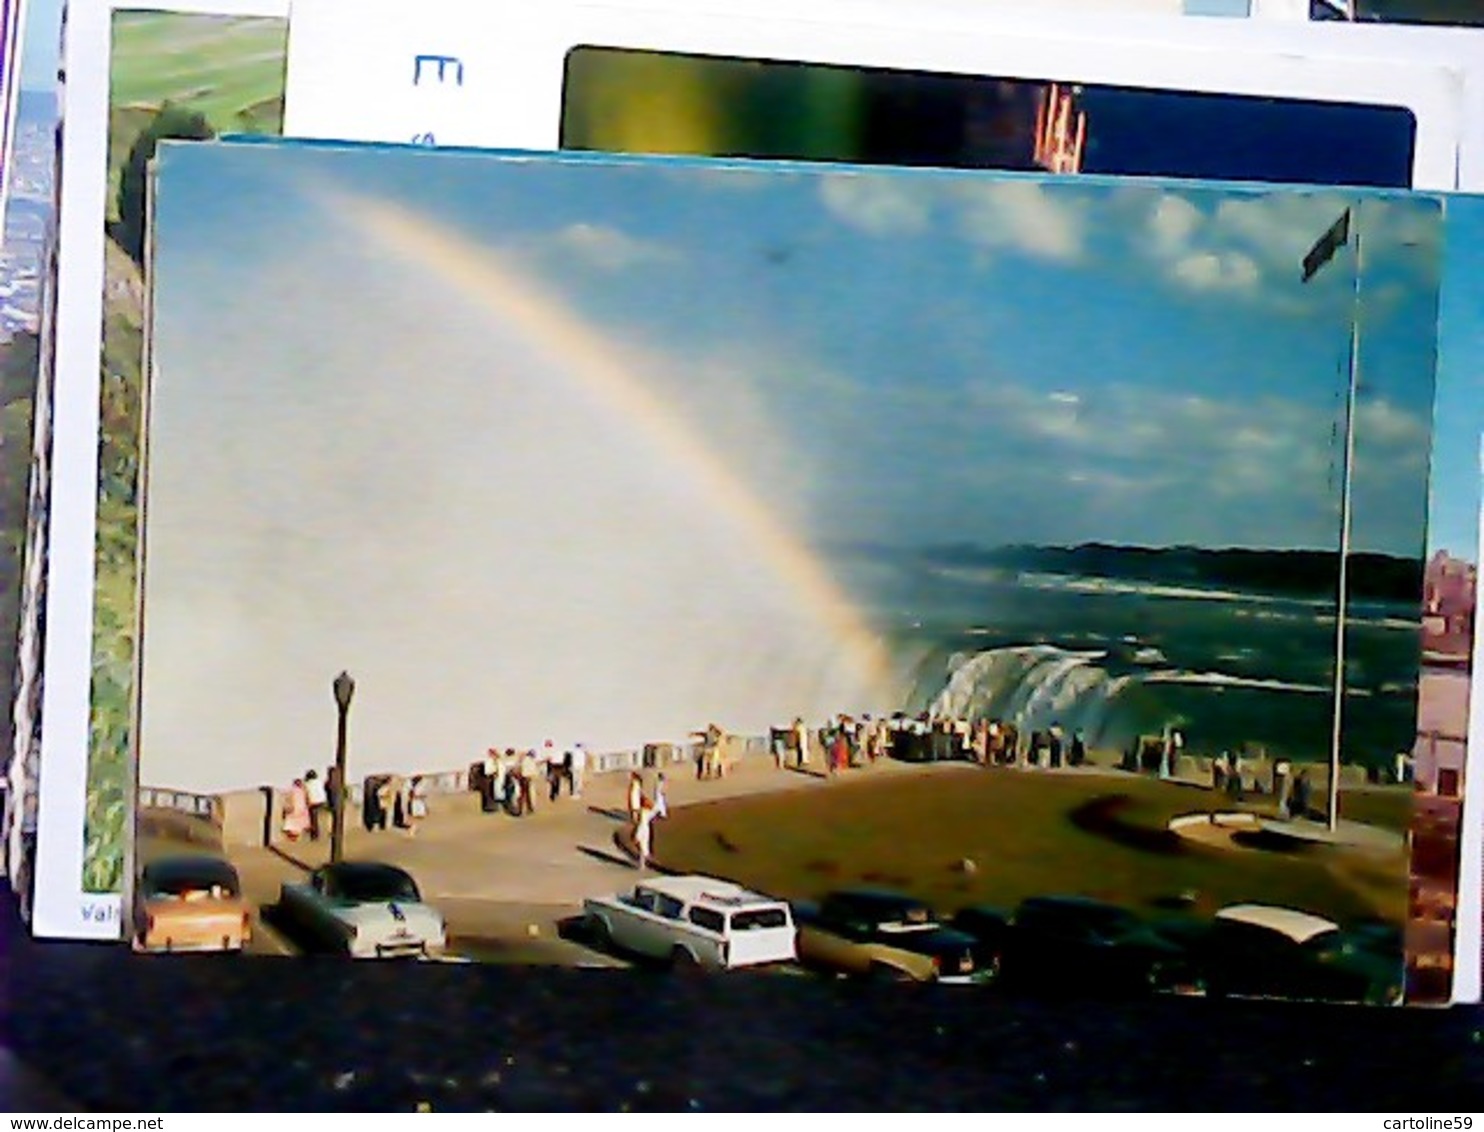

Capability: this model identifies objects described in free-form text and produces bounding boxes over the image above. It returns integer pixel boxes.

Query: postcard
[1334,1,1484,25]
[131,137,1442,1003]
[12,0,1481,951]
[281,0,1484,189]
[1400,195,1484,1003]
[9,0,288,940]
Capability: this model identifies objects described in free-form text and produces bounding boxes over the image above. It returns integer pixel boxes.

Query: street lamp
[330,670,356,864]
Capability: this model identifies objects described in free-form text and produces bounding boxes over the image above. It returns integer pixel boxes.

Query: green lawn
[110,12,288,125]
[655,767,1407,927]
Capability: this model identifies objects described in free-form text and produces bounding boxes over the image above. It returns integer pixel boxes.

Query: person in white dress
[570,743,587,798]
[634,799,658,871]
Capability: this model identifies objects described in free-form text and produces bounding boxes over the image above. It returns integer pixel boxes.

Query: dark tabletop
[3,891,1482,1112]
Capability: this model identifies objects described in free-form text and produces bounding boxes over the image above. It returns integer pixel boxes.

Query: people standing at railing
[793,717,809,769]
[304,769,327,841]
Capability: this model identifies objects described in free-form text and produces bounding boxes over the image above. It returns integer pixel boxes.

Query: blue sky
[138,139,1449,790]
[1428,196,1484,561]
[151,141,1441,555]
[19,0,58,89]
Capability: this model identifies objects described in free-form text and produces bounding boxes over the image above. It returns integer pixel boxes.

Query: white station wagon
[583,875,797,971]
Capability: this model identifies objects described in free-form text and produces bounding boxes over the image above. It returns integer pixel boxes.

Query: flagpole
[1328,205,1363,833]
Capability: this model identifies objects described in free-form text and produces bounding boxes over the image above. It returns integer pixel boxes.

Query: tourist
[304,769,328,841]
[1049,723,1065,769]
[517,748,540,816]
[654,772,670,820]
[543,740,564,802]
[706,723,727,779]
[1273,757,1292,818]
[830,725,850,776]
[361,774,381,831]
[1069,730,1087,768]
[382,775,404,829]
[793,716,810,769]
[1213,752,1229,795]
[1291,770,1312,820]
[479,748,500,813]
[325,764,342,820]
[281,778,310,842]
[770,725,790,770]
[407,775,428,836]
[627,771,644,825]
[570,743,587,799]
[634,798,658,871]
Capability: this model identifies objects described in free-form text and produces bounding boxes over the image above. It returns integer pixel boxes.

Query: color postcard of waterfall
[135,137,1440,1001]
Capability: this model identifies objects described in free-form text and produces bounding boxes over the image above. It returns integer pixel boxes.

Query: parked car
[276,861,446,959]
[793,889,982,983]
[583,875,796,971]
[1195,904,1403,1005]
[132,855,251,954]
[948,904,1013,980]
[997,895,1201,996]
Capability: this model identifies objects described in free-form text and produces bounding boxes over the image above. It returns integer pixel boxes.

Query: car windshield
[1299,929,1348,954]
[1074,906,1138,936]
[877,905,935,929]
[142,862,239,899]
[330,867,420,902]
[730,908,788,931]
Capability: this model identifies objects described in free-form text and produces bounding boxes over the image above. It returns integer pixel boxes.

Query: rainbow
[304,178,898,705]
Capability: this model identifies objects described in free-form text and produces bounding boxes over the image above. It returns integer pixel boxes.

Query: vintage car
[995,895,1202,996]
[132,855,251,954]
[947,904,1014,980]
[583,875,796,971]
[276,861,447,959]
[793,889,982,983]
[1194,903,1403,1005]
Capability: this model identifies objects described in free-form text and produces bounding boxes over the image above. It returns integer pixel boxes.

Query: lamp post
[330,670,355,864]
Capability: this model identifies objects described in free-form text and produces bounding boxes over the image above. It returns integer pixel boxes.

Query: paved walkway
[220,754,936,947]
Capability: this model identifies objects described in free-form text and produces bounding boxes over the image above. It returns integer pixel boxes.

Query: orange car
[132,855,252,954]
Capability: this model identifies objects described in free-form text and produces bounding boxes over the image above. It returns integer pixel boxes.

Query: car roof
[1214,904,1340,942]
[641,875,780,908]
[827,887,926,905]
[141,855,240,887]
[1018,895,1132,915]
[323,861,416,885]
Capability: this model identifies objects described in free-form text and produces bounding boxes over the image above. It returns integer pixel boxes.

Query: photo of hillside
[81,11,287,895]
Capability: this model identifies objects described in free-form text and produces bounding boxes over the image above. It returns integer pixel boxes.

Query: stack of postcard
[104,128,1470,1005]
[8,0,1484,1009]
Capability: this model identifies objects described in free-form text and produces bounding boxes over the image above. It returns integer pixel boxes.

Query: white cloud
[1148,195,1202,257]
[954,181,1086,262]
[818,174,931,237]
[1171,250,1261,292]
[551,222,676,271]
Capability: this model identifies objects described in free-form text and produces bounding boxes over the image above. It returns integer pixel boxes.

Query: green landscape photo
[83,11,287,895]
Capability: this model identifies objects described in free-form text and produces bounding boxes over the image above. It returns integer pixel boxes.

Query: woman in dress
[626,771,644,825]
[634,799,657,871]
[282,778,310,841]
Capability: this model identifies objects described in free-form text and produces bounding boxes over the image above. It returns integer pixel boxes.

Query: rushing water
[841,556,1420,768]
